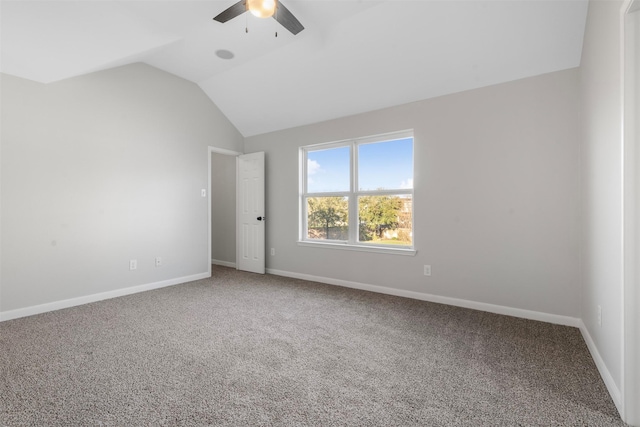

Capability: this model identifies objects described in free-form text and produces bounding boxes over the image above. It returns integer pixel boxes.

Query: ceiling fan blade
[213,0,247,23]
[274,1,304,35]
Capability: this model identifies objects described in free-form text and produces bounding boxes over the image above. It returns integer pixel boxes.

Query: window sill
[297,240,417,256]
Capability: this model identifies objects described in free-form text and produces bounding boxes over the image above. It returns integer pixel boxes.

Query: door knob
[257,216,265,221]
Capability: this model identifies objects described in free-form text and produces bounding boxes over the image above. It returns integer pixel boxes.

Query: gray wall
[211,152,237,265]
[245,68,582,319]
[0,63,243,313]
[579,0,625,406]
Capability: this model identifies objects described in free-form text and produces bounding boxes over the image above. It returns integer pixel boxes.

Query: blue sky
[307,138,413,193]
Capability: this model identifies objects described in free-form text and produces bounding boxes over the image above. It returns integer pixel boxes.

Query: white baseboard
[268,268,623,418]
[1,265,622,418]
[578,320,623,415]
[212,259,236,268]
[0,272,210,322]
[266,268,581,328]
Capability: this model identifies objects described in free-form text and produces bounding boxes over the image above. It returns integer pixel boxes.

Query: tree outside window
[301,131,414,250]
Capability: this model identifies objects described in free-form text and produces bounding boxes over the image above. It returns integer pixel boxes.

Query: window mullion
[358,189,413,197]
[349,142,358,244]
[300,149,307,240]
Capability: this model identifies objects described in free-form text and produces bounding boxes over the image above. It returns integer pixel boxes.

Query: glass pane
[307,146,350,193]
[358,138,413,191]
[307,196,349,240]
[358,195,412,246]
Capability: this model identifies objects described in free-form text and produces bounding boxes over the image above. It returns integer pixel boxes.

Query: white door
[237,152,265,274]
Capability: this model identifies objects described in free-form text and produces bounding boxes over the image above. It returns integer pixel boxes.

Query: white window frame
[298,130,416,256]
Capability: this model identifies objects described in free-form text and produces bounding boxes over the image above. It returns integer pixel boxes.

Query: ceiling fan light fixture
[248,0,276,18]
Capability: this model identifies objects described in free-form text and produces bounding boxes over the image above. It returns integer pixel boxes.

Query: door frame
[622,0,640,424]
[208,146,243,276]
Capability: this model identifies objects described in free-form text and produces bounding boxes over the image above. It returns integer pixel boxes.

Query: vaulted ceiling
[1,0,588,137]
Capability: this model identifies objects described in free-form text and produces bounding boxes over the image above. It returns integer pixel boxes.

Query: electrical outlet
[270,248,275,256]
[129,259,137,271]
[597,305,602,327]
[155,257,162,267]
[424,265,431,276]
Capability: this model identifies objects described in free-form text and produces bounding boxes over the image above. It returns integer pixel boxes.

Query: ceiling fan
[213,0,304,35]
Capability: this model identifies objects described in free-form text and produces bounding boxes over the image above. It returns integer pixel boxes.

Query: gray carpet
[0,265,624,426]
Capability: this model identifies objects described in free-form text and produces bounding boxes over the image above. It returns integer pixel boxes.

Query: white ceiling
[1,0,588,137]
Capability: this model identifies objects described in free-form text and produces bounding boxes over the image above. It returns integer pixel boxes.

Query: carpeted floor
[0,265,625,426]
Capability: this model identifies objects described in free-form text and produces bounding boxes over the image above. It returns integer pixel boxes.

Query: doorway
[208,147,267,275]
[209,147,241,270]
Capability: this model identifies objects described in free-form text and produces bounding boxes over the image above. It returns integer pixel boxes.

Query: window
[300,130,414,254]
